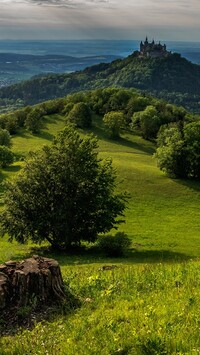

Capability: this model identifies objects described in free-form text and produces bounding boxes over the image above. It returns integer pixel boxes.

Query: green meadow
[0,113,200,354]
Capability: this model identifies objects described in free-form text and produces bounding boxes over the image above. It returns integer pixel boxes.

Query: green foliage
[184,121,200,179]
[97,232,131,256]
[154,125,187,178]
[0,113,18,134]
[155,121,200,179]
[0,128,12,148]
[0,146,14,168]
[132,105,161,140]
[66,102,92,128]
[40,98,65,115]
[103,111,126,138]
[62,102,74,116]
[126,95,150,118]
[13,106,32,128]
[104,89,132,113]
[25,107,46,133]
[1,125,127,249]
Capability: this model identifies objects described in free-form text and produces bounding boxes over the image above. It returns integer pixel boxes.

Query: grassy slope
[1,114,200,353]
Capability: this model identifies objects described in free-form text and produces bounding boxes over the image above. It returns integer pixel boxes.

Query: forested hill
[1,51,200,113]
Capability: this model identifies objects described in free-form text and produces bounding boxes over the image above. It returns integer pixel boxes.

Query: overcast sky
[0,0,200,41]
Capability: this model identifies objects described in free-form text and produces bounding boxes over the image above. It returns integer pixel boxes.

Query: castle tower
[139,38,170,58]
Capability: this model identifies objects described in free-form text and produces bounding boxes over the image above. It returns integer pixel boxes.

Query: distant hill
[0,51,200,113]
[0,52,121,89]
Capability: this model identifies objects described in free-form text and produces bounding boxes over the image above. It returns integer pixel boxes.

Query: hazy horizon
[0,39,200,43]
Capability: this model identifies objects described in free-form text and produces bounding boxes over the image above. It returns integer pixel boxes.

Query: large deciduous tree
[0,146,14,168]
[154,125,187,178]
[66,102,92,128]
[1,126,127,250]
[103,111,125,138]
[154,121,200,179]
[132,105,161,140]
[25,107,46,133]
[0,128,12,147]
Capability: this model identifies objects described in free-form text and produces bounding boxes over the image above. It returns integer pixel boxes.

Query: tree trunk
[0,255,67,309]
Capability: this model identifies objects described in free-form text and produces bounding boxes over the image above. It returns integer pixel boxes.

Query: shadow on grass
[15,130,33,139]
[175,178,200,193]
[86,122,155,156]
[34,130,54,141]
[13,244,193,267]
[0,296,79,337]
[33,115,65,141]
[115,136,155,155]
[0,165,22,192]
[126,249,192,263]
[2,165,21,174]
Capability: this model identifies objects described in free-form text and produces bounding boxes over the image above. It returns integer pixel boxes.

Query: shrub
[0,146,14,168]
[66,102,92,128]
[0,128,12,147]
[25,107,45,133]
[103,111,126,139]
[0,114,18,134]
[62,103,74,116]
[97,232,131,256]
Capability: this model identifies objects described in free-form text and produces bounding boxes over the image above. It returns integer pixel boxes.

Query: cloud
[0,0,200,41]
[2,0,111,7]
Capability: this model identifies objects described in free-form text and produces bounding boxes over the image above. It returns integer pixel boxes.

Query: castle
[139,37,170,58]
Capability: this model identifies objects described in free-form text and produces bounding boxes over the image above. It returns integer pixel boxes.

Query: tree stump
[0,256,67,309]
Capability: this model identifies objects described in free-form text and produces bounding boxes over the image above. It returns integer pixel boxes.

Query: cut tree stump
[0,255,67,309]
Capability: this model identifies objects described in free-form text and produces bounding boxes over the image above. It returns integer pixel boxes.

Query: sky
[0,0,200,41]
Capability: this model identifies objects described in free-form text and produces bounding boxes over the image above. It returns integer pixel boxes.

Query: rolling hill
[0,87,200,353]
[0,51,200,113]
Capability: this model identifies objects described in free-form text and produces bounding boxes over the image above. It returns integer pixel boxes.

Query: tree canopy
[0,146,14,168]
[66,102,92,128]
[1,125,127,250]
[103,111,125,138]
[0,128,12,147]
[154,121,200,179]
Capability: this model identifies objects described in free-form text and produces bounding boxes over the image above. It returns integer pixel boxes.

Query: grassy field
[0,113,200,353]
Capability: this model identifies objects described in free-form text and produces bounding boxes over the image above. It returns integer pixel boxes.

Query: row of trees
[0,87,193,138]
[0,98,65,135]
[63,89,200,179]
[62,88,191,139]
[0,87,199,178]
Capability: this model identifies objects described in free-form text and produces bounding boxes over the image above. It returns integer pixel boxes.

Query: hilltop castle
[139,37,170,58]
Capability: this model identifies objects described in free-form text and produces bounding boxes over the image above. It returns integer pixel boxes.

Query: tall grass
[1,261,200,354]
